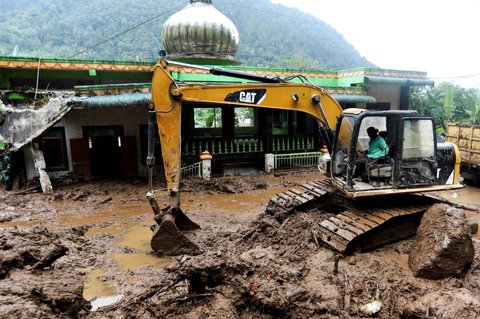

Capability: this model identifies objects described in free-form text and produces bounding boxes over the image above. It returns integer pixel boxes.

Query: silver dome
[161,0,239,62]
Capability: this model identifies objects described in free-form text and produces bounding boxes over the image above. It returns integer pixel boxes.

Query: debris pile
[0,226,91,318]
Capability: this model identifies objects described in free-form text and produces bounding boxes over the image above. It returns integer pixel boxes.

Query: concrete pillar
[27,145,53,194]
[265,153,274,173]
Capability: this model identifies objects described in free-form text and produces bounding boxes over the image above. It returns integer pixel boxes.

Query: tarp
[0,92,75,150]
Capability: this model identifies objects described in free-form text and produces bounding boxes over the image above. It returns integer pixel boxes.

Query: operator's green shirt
[367,136,388,158]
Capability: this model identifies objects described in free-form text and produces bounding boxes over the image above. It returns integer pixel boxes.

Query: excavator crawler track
[267,179,438,254]
[267,180,335,213]
[317,203,432,253]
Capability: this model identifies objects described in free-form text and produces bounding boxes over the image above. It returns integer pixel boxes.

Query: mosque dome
[161,0,239,64]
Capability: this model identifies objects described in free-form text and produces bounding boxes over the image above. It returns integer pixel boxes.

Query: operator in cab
[353,126,389,182]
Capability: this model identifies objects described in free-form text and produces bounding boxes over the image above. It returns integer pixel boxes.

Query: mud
[0,171,479,318]
[0,226,91,318]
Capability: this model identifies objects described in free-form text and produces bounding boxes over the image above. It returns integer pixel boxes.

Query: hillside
[0,0,375,70]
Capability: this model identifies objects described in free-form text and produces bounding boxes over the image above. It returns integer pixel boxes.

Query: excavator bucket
[147,195,201,256]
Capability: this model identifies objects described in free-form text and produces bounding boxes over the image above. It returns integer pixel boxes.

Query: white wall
[23,146,37,180]
[53,105,149,177]
[368,86,402,110]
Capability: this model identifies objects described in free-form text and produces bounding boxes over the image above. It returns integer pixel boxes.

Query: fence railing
[184,137,264,155]
[181,151,323,178]
[274,152,323,170]
[271,136,315,152]
[183,135,316,156]
[180,161,203,180]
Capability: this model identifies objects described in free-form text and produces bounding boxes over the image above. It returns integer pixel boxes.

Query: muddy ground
[1,170,480,318]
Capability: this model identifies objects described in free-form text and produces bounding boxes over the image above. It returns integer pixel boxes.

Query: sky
[270,0,480,88]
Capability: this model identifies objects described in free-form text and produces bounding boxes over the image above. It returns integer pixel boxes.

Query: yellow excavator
[147,59,463,256]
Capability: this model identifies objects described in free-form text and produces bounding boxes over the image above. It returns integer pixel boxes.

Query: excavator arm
[148,59,342,256]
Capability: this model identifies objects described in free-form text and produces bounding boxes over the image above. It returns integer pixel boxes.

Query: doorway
[83,126,123,177]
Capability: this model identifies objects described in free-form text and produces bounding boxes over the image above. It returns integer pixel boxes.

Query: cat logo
[239,91,257,103]
[225,89,266,105]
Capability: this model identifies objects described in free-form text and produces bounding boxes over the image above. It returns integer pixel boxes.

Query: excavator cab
[330,108,462,198]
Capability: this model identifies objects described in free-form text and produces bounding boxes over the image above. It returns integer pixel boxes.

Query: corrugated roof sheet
[365,76,434,86]
[70,93,151,108]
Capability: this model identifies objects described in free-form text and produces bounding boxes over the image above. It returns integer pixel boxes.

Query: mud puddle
[3,194,172,305]
[436,184,480,206]
[82,268,117,301]
[435,184,480,237]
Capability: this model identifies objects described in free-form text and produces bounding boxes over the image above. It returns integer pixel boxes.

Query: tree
[410,82,480,132]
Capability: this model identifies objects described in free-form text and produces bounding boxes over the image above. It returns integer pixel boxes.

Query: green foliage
[234,107,254,127]
[277,55,326,70]
[443,83,454,121]
[0,0,374,70]
[194,108,222,128]
[410,83,480,132]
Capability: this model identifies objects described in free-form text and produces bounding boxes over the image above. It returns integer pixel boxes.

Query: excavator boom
[151,60,342,201]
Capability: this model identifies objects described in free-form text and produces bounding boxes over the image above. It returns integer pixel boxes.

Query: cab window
[402,119,435,158]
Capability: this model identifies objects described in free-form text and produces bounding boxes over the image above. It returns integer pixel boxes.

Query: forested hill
[0,0,375,70]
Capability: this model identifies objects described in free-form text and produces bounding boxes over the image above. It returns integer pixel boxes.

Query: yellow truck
[446,123,480,182]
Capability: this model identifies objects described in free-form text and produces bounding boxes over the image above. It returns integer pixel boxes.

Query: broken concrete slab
[409,203,475,279]
[0,92,74,150]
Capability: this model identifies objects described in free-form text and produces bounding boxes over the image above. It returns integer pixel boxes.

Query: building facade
[0,56,434,181]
